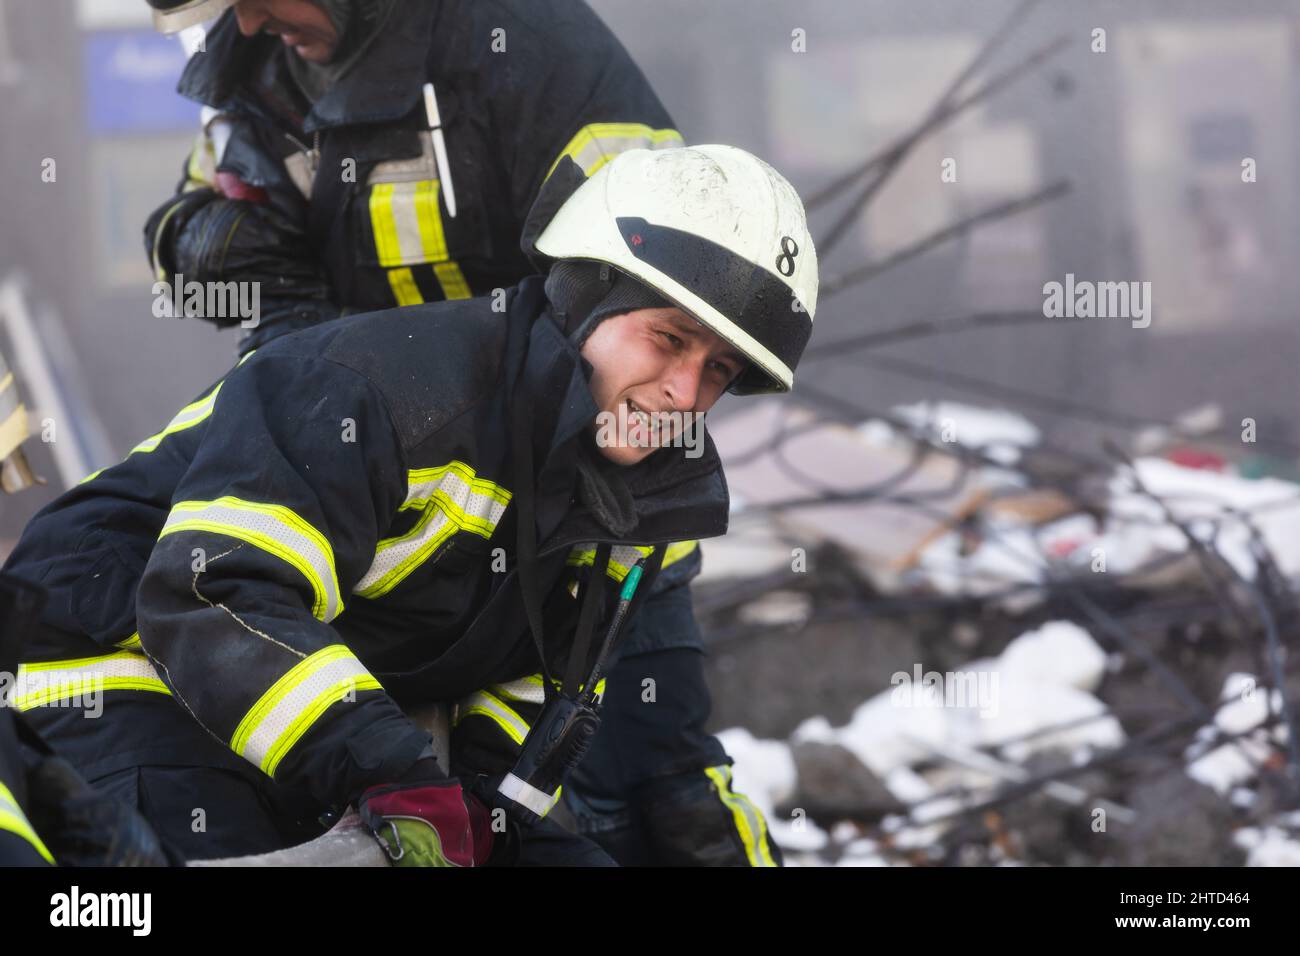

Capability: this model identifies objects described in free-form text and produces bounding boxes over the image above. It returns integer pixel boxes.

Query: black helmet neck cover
[544,260,671,353]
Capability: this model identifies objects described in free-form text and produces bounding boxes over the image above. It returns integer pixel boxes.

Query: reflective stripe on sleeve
[567,543,653,582]
[231,645,381,778]
[491,674,546,705]
[160,497,343,622]
[13,651,169,710]
[453,689,529,746]
[85,352,255,481]
[489,673,606,705]
[662,539,699,568]
[0,780,55,865]
[130,381,224,456]
[704,765,777,867]
[546,123,684,179]
[567,540,699,582]
[357,462,510,599]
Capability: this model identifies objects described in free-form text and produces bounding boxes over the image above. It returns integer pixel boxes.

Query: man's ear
[520,156,589,270]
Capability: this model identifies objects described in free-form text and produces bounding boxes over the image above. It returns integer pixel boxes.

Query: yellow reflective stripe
[455,690,529,745]
[567,540,698,581]
[386,267,423,305]
[130,380,224,456]
[184,129,217,190]
[433,261,471,300]
[371,178,468,301]
[369,183,404,266]
[359,502,457,599]
[704,765,776,867]
[371,180,459,264]
[231,645,381,777]
[13,651,169,710]
[567,543,655,582]
[116,633,142,649]
[662,539,699,568]
[93,352,252,476]
[489,673,604,704]
[491,674,546,704]
[546,123,684,179]
[357,462,511,598]
[0,780,54,865]
[403,461,512,516]
[412,179,449,261]
[160,497,343,622]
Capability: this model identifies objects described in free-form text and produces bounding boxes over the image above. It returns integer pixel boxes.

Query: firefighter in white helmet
[5,144,816,865]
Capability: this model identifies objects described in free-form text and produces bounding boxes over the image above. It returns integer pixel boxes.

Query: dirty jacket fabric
[148,0,684,346]
[2,277,728,813]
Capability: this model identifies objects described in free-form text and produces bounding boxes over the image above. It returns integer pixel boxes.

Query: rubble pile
[697,399,1300,866]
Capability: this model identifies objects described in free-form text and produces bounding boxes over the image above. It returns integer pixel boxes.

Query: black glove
[144,190,336,329]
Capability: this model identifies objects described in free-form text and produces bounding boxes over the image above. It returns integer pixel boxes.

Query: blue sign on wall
[83,30,200,135]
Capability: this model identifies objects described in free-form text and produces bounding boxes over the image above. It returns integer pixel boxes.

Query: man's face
[580,306,747,466]
[233,0,340,63]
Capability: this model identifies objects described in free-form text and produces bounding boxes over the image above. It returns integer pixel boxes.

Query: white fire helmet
[535,144,818,395]
[147,0,235,34]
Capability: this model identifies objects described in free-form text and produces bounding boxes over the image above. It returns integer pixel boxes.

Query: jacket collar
[177,0,438,133]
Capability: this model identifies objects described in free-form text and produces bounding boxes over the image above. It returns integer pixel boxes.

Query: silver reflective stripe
[13,652,168,710]
[497,772,560,818]
[160,497,342,622]
[369,179,449,267]
[232,645,380,777]
[0,779,54,864]
[705,765,777,867]
[492,676,546,705]
[567,543,654,582]
[357,503,456,597]
[456,690,529,745]
[131,381,224,455]
[357,462,510,598]
[549,123,684,178]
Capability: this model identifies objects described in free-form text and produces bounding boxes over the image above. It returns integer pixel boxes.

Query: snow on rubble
[716,623,1133,865]
[700,398,1300,864]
